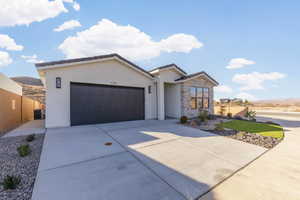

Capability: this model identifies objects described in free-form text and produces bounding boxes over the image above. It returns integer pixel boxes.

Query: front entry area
[70,82,145,126]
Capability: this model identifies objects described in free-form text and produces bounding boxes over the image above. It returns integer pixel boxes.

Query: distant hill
[11,76,45,104]
[11,76,43,86]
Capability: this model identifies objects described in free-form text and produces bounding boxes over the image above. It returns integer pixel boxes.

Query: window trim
[189,87,210,110]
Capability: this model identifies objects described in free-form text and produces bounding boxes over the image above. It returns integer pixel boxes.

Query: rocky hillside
[11,76,45,104]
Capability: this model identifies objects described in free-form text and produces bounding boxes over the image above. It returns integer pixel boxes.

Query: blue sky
[0,0,299,101]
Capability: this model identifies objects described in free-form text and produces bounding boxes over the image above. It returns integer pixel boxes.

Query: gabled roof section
[149,64,187,75]
[35,53,154,79]
[175,71,219,86]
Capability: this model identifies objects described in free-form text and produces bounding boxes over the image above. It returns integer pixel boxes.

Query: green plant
[198,110,208,122]
[180,116,188,124]
[26,134,35,142]
[214,123,224,131]
[227,113,233,118]
[17,144,31,157]
[244,110,256,120]
[1,175,21,190]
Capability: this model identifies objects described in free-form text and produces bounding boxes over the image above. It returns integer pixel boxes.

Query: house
[35,54,218,128]
[0,73,42,135]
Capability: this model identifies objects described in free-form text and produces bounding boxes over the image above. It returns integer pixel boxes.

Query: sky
[0,0,299,101]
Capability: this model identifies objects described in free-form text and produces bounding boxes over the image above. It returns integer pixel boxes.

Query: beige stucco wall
[43,59,157,128]
[181,77,215,118]
[164,83,181,118]
[155,69,183,83]
[0,73,22,96]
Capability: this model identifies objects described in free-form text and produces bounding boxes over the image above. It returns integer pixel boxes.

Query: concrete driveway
[32,120,266,200]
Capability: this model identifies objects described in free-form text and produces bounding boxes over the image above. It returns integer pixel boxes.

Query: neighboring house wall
[181,77,215,118]
[44,59,157,128]
[164,83,181,118]
[22,97,41,122]
[0,89,41,135]
[0,88,22,135]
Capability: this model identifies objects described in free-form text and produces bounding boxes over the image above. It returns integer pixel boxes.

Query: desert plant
[1,175,21,190]
[244,110,256,120]
[17,144,31,157]
[26,134,35,142]
[227,113,233,118]
[198,110,209,122]
[180,116,188,124]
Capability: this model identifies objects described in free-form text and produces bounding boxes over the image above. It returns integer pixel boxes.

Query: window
[189,87,209,110]
[189,87,197,109]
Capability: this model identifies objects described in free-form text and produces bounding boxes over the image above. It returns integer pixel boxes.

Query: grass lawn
[221,120,284,139]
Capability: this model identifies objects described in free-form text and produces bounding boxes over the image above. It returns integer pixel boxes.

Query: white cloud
[21,54,44,63]
[226,58,255,69]
[215,85,233,93]
[58,19,203,61]
[0,51,12,67]
[232,71,286,91]
[236,92,256,101]
[0,34,23,51]
[159,33,203,53]
[0,0,68,27]
[73,2,80,11]
[54,20,81,32]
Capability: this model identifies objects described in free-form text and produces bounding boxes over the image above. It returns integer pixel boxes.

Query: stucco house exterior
[35,54,218,128]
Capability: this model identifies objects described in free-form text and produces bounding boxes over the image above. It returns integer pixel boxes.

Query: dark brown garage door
[70,82,145,126]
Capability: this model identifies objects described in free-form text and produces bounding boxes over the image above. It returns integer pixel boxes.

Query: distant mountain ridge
[11,76,43,86]
[253,98,300,106]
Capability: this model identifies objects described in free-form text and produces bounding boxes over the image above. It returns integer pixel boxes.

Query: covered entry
[70,82,145,126]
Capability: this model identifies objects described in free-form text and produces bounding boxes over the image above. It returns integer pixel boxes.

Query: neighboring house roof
[11,76,43,86]
[175,71,219,86]
[149,64,187,75]
[36,53,154,79]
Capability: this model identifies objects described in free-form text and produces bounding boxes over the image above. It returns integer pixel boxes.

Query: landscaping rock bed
[211,130,282,149]
[185,117,282,149]
[0,134,44,200]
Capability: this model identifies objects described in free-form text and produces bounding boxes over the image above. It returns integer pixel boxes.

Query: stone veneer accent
[180,77,215,118]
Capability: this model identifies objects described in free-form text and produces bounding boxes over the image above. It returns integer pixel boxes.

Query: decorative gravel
[212,130,282,149]
[0,134,44,200]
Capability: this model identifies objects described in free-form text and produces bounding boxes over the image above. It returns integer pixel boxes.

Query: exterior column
[157,80,165,120]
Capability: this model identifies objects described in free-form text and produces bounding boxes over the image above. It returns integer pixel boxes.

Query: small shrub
[198,110,209,122]
[244,110,256,120]
[26,134,35,142]
[1,175,21,190]
[17,144,31,157]
[227,113,233,118]
[180,116,188,124]
[214,123,224,131]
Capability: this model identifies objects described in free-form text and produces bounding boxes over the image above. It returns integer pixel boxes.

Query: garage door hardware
[104,142,112,146]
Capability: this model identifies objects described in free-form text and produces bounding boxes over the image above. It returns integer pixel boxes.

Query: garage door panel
[70,83,145,126]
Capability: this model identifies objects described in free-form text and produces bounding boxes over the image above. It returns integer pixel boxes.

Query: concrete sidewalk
[3,120,45,138]
[199,115,300,200]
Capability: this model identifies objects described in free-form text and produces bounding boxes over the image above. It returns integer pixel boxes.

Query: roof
[175,71,219,85]
[149,64,187,75]
[11,76,43,86]
[35,53,154,78]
